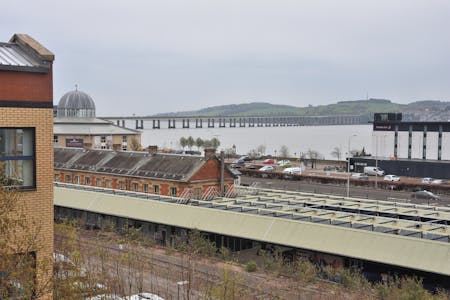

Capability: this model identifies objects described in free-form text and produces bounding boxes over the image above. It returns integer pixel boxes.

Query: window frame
[0,127,36,190]
[153,185,160,195]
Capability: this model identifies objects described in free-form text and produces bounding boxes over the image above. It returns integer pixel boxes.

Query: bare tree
[256,144,266,156]
[195,137,204,151]
[307,149,323,169]
[331,146,342,160]
[210,137,220,149]
[279,145,289,158]
[186,136,195,150]
[0,185,53,299]
[130,137,142,151]
[179,137,187,149]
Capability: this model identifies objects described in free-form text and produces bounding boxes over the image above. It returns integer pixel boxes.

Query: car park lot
[227,158,450,195]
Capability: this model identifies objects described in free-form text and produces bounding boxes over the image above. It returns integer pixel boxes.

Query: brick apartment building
[54,147,236,198]
[0,34,54,298]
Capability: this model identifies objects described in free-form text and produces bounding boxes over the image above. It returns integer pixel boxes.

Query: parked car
[364,166,385,176]
[351,173,369,180]
[282,167,302,175]
[411,190,439,200]
[262,158,275,164]
[431,179,448,185]
[421,177,433,184]
[384,175,400,182]
[277,160,291,167]
[239,155,252,162]
[259,165,275,172]
[245,164,259,170]
[323,166,339,171]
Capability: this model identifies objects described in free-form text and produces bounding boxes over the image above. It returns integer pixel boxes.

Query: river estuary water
[140,124,373,160]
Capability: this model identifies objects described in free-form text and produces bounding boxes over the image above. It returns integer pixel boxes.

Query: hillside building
[0,34,54,298]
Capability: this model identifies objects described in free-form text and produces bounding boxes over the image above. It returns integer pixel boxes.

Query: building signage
[374,124,392,130]
[66,138,83,148]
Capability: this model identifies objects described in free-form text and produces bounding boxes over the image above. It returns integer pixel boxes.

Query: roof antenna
[75,84,78,91]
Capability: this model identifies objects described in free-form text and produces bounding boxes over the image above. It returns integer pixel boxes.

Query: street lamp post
[347,134,357,197]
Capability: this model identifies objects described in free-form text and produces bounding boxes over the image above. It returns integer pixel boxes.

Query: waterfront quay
[102,114,366,129]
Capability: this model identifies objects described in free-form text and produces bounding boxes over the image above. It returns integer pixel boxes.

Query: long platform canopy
[54,183,450,277]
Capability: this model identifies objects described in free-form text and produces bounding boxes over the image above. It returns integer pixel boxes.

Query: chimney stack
[148,145,158,155]
[204,147,216,158]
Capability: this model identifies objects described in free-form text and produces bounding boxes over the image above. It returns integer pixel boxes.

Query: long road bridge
[101,114,368,130]
[54,183,450,281]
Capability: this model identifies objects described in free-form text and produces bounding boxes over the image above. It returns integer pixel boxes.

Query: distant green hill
[154,99,450,119]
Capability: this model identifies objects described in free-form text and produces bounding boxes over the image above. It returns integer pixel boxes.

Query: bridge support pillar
[195,119,203,128]
[219,118,226,128]
[121,120,125,127]
[257,118,262,127]
[239,118,245,127]
[135,119,144,129]
[229,118,236,127]
[182,119,190,128]
[152,120,160,129]
[168,119,176,129]
[208,118,214,128]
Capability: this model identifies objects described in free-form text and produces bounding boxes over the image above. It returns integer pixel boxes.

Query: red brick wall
[190,158,235,181]
[56,169,234,198]
[0,68,53,102]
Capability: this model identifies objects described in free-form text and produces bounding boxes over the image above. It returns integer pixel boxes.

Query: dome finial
[75,84,78,91]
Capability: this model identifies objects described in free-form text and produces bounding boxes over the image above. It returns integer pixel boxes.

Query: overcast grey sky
[2,0,450,115]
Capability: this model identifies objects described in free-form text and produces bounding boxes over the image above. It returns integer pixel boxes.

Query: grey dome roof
[57,89,96,118]
[58,90,96,110]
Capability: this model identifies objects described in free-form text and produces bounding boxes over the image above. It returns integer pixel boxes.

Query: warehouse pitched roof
[54,148,235,182]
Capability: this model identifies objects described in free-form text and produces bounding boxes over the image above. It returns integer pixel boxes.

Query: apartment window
[122,136,127,143]
[119,181,125,190]
[0,128,35,188]
[96,178,102,187]
[105,179,112,188]
[65,175,71,183]
[132,183,138,192]
[143,184,149,193]
[53,135,58,146]
[55,174,60,182]
[170,187,177,197]
[85,177,91,185]
[153,185,160,195]
[74,175,80,185]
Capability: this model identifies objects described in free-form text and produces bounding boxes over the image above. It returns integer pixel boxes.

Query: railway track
[55,233,327,299]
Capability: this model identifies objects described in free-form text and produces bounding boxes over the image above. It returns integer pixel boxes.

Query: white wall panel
[442,133,450,160]
[411,132,423,159]
[397,132,409,159]
[426,132,439,160]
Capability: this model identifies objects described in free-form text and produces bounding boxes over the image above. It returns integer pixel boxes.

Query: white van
[282,167,302,175]
[363,166,385,176]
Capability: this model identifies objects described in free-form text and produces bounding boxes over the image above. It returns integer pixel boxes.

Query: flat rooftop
[54,183,450,276]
